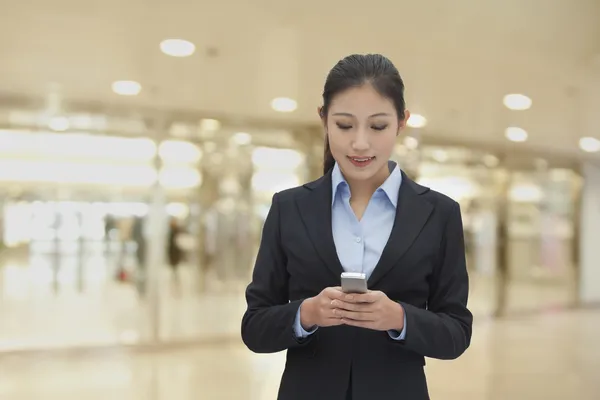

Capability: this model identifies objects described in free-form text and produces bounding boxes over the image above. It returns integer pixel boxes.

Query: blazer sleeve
[396,201,473,360]
[241,192,313,353]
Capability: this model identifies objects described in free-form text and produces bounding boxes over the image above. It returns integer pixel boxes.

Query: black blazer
[241,169,473,400]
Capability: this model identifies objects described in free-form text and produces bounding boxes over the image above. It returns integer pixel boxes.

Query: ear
[318,106,327,127]
[397,109,411,135]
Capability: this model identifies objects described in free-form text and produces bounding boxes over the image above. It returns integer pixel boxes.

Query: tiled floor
[0,253,250,351]
[1,309,599,400]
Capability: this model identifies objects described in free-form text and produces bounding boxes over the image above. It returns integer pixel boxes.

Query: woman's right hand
[300,287,345,329]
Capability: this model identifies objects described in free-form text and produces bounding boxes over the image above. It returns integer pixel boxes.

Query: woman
[241,54,472,400]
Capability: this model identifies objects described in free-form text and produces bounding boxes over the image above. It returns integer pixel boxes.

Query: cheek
[374,132,397,154]
[327,130,347,153]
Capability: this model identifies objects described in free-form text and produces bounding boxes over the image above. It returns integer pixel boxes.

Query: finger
[331,300,369,312]
[326,289,349,301]
[350,291,380,304]
[341,318,375,329]
[333,309,375,322]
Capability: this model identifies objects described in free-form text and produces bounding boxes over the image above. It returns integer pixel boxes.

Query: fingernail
[346,295,354,301]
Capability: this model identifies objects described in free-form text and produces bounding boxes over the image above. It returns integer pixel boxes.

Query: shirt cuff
[293,302,318,338]
[387,308,407,341]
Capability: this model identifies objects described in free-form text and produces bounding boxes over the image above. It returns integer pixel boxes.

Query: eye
[336,122,353,130]
[372,124,388,131]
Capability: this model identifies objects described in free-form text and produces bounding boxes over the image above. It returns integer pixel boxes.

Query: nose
[351,130,370,151]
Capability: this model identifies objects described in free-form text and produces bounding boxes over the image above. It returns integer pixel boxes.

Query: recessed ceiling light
[271,97,297,112]
[503,94,532,110]
[505,127,528,142]
[169,123,192,138]
[231,132,252,146]
[160,39,196,57]
[112,80,142,96]
[199,118,221,132]
[407,114,427,128]
[579,137,600,153]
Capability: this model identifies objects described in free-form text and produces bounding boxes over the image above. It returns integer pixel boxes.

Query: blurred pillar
[255,25,300,109]
[199,133,254,290]
[494,160,511,318]
[0,197,4,250]
[580,68,600,145]
[197,147,219,292]
[145,126,168,343]
[575,67,600,305]
[295,127,322,180]
[578,162,600,305]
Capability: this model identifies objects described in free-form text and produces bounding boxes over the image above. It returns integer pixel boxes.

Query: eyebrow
[331,112,392,118]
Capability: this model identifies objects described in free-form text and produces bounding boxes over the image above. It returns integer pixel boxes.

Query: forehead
[329,84,396,116]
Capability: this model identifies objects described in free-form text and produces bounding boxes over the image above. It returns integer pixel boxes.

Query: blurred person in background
[167,217,184,283]
[103,213,115,255]
[241,54,472,399]
[132,215,147,294]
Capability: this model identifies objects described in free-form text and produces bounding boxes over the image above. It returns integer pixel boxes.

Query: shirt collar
[331,160,402,207]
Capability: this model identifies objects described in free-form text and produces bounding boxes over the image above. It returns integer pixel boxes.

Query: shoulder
[273,184,310,204]
[407,178,460,217]
[273,174,327,204]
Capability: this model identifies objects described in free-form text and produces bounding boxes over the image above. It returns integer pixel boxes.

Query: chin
[340,159,386,181]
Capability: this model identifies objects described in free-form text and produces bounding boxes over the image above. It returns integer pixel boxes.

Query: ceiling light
[505,127,528,142]
[271,97,297,112]
[579,137,600,153]
[407,114,427,128]
[231,132,252,146]
[48,116,70,132]
[503,94,532,110]
[112,80,142,96]
[199,118,221,132]
[160,39,196,57]
[169,123,192,138]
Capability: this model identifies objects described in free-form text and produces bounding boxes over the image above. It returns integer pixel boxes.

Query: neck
[346,164,391,202]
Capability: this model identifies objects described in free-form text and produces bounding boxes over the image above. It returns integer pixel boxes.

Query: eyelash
[336,123,388,131]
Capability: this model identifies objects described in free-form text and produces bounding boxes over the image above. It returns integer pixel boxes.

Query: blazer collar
[298,164,433,285]
[330,161,403,207]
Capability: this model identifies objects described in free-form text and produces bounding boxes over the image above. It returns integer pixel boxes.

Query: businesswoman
[241,54,472,400]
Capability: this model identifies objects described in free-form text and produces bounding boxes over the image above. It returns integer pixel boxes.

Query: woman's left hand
[330,290,405,332]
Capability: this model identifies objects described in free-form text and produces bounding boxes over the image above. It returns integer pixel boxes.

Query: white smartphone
[341,272,368,294]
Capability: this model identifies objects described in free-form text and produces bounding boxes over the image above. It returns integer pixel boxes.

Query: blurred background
[0,0,600,399]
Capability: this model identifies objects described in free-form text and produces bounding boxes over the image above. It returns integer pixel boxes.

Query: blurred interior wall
[579,162,600,304]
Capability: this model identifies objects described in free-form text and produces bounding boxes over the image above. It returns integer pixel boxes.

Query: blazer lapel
[367,172,434,288]
[295,172,345,280]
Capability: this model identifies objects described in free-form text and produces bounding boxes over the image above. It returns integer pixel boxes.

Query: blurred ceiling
[1,0,600,156]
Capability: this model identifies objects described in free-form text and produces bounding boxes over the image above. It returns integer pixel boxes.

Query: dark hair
[321,54,406,174]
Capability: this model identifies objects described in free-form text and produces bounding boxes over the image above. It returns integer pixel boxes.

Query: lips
[347,156,375,167]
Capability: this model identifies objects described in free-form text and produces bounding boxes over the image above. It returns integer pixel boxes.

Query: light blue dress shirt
[293,161,407,340]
